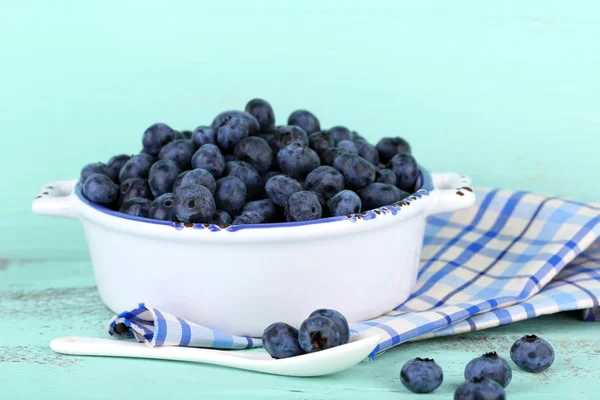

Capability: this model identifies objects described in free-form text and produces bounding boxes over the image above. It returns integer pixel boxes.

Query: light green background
[1,1,599,399]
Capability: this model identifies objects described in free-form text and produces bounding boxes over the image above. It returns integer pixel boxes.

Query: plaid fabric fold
[108,188,600,357]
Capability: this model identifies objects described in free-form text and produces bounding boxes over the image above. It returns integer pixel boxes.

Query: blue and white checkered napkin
[109,188,600,357]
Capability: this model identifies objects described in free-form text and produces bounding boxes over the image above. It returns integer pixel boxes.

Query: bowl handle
[32,180,79,219]
[425,173,475,216]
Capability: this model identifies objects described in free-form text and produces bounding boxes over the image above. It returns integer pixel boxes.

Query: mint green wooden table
[1,1,599,398]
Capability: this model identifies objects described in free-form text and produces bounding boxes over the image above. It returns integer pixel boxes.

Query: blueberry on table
[320,147,350,166]
[464,352,512,388]
[119,197,152,218]
[180,168,217,194]
[298,315,341,353]
[308,309,350,345]
[454,377,505,400]
[119,178,153,205]
[211,110,260,136]
[400,357,443,394]
[191,126,216,148]
[158,139,195,171]
[208,210,232,225]
[333,153,376,190]
[107,155,131,180]
[148,160,180,198]
[224,161,262,200]
[142,123,177,156]
[119,153,155,182]
[269,125,309,153]
[337,140,358,155]
[243,199,279,223]
[149,193,175,221]
[173,184,216,223]
[191,144,225,178]
[328,126,354,144]
[510,334,555,373]
[328,190,361,216]
[217,117,250,152]
[376,137,411,164]
[214,176,247,217]
[304,166,345,201]
[277,144,321,180]
[232,211,265,225]
[263,322,305,359]
[82,174,119,206]
[245,98,275,133]
[358,183,406,211]
[388,153,419,193]
[308,131,334,155]
[353,138,380,165]
[287,110,320,134]
[265,175,302,207]
[375,168,397,185]
[284,191,322,222]
[233,136,273,174]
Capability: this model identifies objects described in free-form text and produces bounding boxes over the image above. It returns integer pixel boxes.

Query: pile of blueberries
[400,334,555,399]
[79,99,418,225]
[262,309,349,359]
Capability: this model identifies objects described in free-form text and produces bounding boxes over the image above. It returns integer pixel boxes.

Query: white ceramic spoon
[50,333,380,377]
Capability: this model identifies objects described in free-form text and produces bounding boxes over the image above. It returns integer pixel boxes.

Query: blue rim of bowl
[76,167,434,231]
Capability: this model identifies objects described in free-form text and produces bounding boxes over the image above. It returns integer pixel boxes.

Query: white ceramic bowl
[32,171,474,337]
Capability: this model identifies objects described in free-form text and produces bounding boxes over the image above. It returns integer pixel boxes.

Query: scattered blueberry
[148,160,180,198]
[277,144,321,179]
[262,322,305,359]
[376,137,411,164]
[328,126,354,144]
[119,197,152,218]
[158,139,196,171]
[265,175,302,207]
[224,161,262,200]
[232,210,265,225]
[320,147,350,166]
[358,183,406,210]
[208,209,232,225]
[353,138,380,165]
[180,168,216,194]
[288,110,320,134]
[333,153,376,190]
[217,117,249,152]
[243,199,279,223]
[400,358,444,394]
[119,153,155,182]
[80,162,116,183]
[119,178,153,205]
[82,174,119,206]
[173,184,216,223]
[304,166,345,201]
[337,140,358,154]
[375,168,397,185]
[233,136,273,174]
[308,309,349,345]
[142,123,177,156]
[510,334,555,373]
[191,126,215,148]
[328,190,361,216]
[149,193,175,221]
[465,352,512,388]
[308,131,335,155]
[214,176,247,216]
[106,155,131,180]
[245,99,275,133]
[284,191,322,222]
[269,125,309,153]
[454,377,505,400]
[211,110,260,136]
[298,315,341,353]
[388,153,419,193]
[171,171,189,193]
[191,144,225,178]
